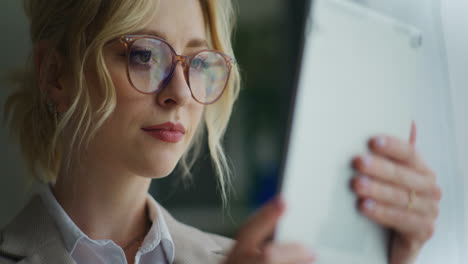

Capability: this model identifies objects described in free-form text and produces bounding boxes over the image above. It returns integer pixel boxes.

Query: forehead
[145,0,207,51]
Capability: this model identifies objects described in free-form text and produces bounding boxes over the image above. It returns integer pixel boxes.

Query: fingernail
[375,137,386,148]
[361,155,373,168]
[364,199,375,210]
[358,175,370,188]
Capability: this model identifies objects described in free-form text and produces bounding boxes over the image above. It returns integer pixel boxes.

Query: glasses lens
[128,38,173,93]
[189,51,229,104]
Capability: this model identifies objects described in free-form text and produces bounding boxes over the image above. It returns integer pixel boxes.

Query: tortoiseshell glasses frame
[119,35,237,105]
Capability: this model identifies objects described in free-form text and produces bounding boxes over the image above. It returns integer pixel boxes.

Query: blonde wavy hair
[4,0,240,206]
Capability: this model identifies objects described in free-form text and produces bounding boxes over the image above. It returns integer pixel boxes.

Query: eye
[191,57,209,71]
[129,49,154,65]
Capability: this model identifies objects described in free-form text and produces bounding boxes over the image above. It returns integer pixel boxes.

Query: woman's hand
[223,197,316,264]
[352,122,442,264]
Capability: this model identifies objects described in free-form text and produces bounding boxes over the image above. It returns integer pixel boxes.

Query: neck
[52,156,152,248]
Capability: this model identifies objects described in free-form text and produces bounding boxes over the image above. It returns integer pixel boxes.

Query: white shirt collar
[38,183,175,263]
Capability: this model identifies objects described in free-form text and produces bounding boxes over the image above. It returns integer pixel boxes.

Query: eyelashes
[191,57,209,70]
[130,49,154,65]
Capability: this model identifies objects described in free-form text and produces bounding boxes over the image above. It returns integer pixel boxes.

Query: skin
[36,0,442,263]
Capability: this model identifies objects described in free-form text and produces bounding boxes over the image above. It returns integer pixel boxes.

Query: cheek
[183,104,204,145]
[191,105,204,129]
[103,51,137,99]
[108,62,132,97]
[107,60,149,115]
[99,59,150,138]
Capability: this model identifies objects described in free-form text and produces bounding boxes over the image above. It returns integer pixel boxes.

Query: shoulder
[0,195,73,263]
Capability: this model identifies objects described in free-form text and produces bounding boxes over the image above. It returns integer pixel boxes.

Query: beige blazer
[0,195,234,264]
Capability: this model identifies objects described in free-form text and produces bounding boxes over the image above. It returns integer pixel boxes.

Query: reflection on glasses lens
[189,51,229,104]
[128,38,173,94]
[127,37,231,104]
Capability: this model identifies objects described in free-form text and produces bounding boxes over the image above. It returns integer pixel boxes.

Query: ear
[33,41,70,113]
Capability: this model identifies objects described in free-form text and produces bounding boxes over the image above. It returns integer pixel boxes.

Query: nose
[156,62,192,107]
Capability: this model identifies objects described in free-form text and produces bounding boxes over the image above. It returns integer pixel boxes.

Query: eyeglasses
[119,35,236,105]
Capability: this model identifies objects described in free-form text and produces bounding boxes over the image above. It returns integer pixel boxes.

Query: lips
[142,122,186,143]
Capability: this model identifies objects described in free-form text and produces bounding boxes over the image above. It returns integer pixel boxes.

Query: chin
[135,167,176,179]
[133,156,179,179]
[147,168,175,179]
[129,142,185,178]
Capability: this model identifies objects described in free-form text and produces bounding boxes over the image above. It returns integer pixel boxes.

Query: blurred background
[1,0,467,264]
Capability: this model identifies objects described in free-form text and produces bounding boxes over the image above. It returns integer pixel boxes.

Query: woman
[1,0,441,263]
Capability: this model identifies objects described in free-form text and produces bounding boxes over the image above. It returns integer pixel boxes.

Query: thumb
[235,196,285,251]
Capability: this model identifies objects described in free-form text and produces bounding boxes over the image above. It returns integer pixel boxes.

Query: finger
[262,243,316,264]
[235,196,286,252]
[354,154,437,195]
[352,174,439,217]
[368,135,430,174]
[359,199,436,243]
[409,121,417,146]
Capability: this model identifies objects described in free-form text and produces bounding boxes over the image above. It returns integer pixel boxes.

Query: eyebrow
[135,29,209,49]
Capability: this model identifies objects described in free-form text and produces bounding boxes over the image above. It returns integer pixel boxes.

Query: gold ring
[406,190,416,210]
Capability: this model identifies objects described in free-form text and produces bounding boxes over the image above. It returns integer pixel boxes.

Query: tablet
[275,0,424,263]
